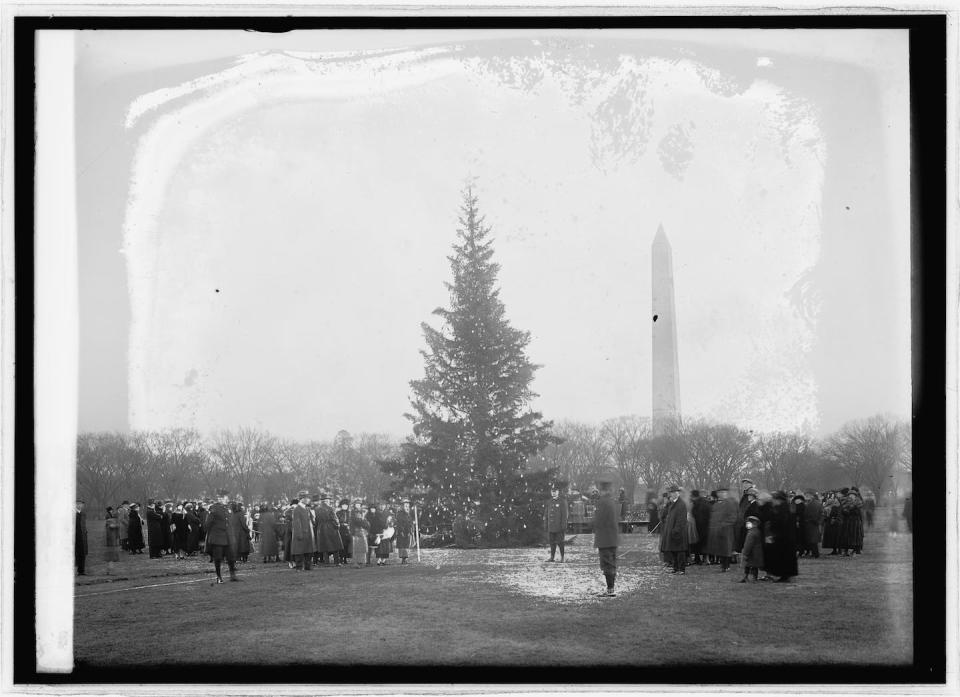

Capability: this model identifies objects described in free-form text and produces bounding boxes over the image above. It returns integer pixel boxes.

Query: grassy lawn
[74,508,912,670]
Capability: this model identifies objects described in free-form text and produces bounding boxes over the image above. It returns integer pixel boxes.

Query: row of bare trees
[527,414,911,504]
[76,427,399,517]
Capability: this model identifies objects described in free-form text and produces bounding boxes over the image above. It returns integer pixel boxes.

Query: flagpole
[414,504,421,562]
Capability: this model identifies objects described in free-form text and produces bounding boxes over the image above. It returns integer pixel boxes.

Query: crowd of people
[77,489,418,582]
[585,478,912,597]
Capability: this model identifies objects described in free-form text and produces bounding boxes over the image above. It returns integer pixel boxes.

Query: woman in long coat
[184,503,201,555]
[172,504,189,559]
[821,493,842,553]
[289,500,316,570]
[313,497,343,564]
[146,503,164,558]
[760,491,798,582]
[394,501,414,564]
[839,490,864,555]
[127,504,145,554]
[230,502,251,563]
[336,499,353,565]
[349,500,370,568]
[365,504,386,566]
[104,508,120,573]
[706,489,738,571]
[660,490,689,574]
[258,505,279,563]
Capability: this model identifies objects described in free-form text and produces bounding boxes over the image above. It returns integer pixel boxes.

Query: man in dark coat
[802,491,822,558]
[290,496,316,570]
[735,478,755,553]
[791,494,807,557]
[204,489,240,583]
[544,484,569,563]
[706,487,738,572]
[184,503,202,555]
[592,478,620,597]
[903,493,913,533]
[314,493,343,564]
[161,501,174,554]
[690,490,711,565]
[75,499,88,575]
[146,501,164,558]
[127,503,145,553]
[660,485,689,574]
[761,490,798,582]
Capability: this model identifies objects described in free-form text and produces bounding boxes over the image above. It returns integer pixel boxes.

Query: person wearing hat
[184,502,202,557]
[739,515,764,582]
[349,499,370,568]
[282,498,297,568]
[592,478,620,597]
[290,494,316,571]
[146,500,164,559]
[735,479,755,555]
[258,504,280,563]
[313,493,343,565]
[127,503,145,554]
[801,491,822,559]
[706,487,738,572]
[544,484,569,563]
[790,493,807,558]
[395,500,414,565]
[660,486,689,575]
[161,501,175,556]
[335,499,352,565]
[118,500,130,552]
[760,491,798,582]
[75,499,88,576]
[104,506,120,574]
[689,490,711,565]
[365,503,389,566]
[204,488,241,583]
[838,487,864,556]
[821,491,842,555]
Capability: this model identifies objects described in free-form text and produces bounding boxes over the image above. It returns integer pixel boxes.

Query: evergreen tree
[382,186,557,544]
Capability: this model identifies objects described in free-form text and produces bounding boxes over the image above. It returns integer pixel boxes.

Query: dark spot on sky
[653,314,659,322]
[215,288,220,293]
[845,206,850,210]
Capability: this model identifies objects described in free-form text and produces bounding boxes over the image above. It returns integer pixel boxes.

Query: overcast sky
[74,29,911,440]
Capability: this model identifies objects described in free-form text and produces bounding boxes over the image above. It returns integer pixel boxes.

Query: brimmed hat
[338,498,350,507]
[792,494,806,503]
[668,484,681,493]
[401,498,411,504]
[745,515,760,524]
[352,498,362,504]
[215,488,229,497]
[747,487,758,496]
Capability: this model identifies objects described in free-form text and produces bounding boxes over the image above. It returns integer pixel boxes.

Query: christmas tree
[382,186,557,545]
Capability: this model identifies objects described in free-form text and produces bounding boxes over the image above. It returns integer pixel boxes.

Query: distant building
[652,224,681,436]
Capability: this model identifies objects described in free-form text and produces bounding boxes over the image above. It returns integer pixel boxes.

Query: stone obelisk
[652,224,681,436]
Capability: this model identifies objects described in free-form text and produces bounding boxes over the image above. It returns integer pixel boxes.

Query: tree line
[76,427,398,516]
[526,413,911,504]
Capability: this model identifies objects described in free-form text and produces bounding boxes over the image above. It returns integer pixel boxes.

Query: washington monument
[652,224,681,435]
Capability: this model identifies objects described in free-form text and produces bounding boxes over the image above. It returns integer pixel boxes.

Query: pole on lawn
[414,504,421,562]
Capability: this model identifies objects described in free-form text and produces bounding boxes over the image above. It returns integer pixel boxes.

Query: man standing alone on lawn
[205,488,240,584]
[660,485,688,574]
[593,478,620,597]
[545,483,568,563]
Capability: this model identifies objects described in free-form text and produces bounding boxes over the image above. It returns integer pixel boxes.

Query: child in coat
[740,515,765,583]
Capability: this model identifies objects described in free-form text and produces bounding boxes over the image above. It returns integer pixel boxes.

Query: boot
[229,568,241,582]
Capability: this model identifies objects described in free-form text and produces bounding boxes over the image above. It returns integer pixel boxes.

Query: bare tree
[643,432,685,495]
[355,432,400,502]
[682,419,752,491]
[823,414,908,502]
[270,439,314,501]
[527,420,609,491]
[143,428,206,501]
[750,431,814,491]
[600,416,649,503]
[209,428,278,503]
[76,432,137,515]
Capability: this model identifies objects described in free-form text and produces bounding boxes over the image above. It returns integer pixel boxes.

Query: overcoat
[289,505,316,556]
[803,498,822,547]
[173,511,189,550]
[185,510,201,552]
[161,510,173,550]
[706,497,738,557]
[838,495,864,550]
[118,506,129,539]
[761,501,798,578]
[740,525,765,568]
[821,500,841,548]
[231,511,250,558]
[258,511,279,557]
[365,510,386,546]
[127,510,145,551]
[314,504,343,553]
[544,496,568,534]
[336,508,353,555]
[660,498,689,552]
[691,497,711,553]
[394,509,413,549]
[203,503,231,546]
[146,507,163,553]
[735,492,752,551]
[75,511,89,559]
[104,515,120,562]
[592,493,620,549]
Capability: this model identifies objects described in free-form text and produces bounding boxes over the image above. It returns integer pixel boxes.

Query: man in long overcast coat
[660,485,689,574]
[592,478,620,597]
